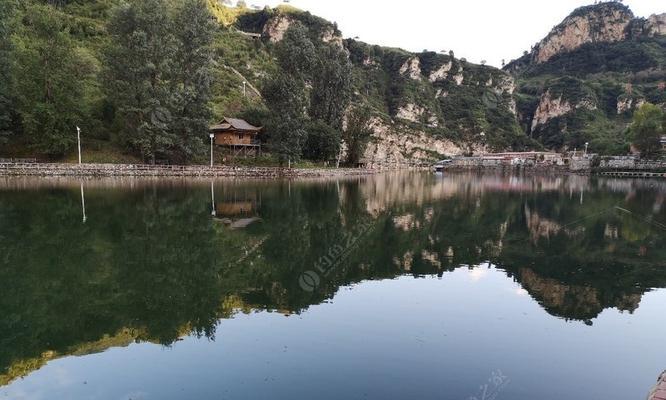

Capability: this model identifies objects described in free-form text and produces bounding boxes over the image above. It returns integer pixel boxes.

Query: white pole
[211,181,216,216]
[210,134,214,167]
[76,126,82,164]
[80,182,87,223]
[584,142,589,156]
[243,81,247,97]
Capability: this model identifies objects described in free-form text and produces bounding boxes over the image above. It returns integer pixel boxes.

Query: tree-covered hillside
[0,0,530,165]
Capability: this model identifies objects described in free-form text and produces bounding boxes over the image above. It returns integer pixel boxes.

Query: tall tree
[342,106,374,166]
[274,23,316,80]
[630,103,664,159]
[303,119,341,162]
[106,0,178,164]
[171,0,216,162]
[309,44,352,131]
[0,0,17,144]
[263,23,316,164]
[11,4,93,156]
[263,72,308,164]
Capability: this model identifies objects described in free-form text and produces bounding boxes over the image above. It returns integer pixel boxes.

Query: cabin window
[238,133,244,140]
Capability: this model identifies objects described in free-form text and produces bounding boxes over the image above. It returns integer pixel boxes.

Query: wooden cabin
[209,117,262,157]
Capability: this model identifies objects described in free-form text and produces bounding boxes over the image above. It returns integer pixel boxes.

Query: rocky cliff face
[399,57,422,81]
[506,2,665,152]
[531,89,597,131]
[532,3,634,64]
[646,13,666,36]
[262,14,295,43]
[362,117,478,166]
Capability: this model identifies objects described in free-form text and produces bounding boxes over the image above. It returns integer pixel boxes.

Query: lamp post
[209,133,215,167]
[584,142,589,156]
[76,126,82,164]
[242,81,247,97]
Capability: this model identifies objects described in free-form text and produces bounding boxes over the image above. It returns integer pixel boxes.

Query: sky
[246,0,664,67]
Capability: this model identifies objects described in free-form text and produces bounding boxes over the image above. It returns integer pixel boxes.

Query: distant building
[209,117,262,157]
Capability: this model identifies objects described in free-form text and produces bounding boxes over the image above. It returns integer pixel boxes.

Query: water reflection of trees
[0,173,665,385]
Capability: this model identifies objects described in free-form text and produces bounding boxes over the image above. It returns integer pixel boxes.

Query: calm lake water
[0,172,665,400]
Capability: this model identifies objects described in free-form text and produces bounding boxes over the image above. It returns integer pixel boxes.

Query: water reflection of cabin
[213,187,262,229]
[209,117,262,157]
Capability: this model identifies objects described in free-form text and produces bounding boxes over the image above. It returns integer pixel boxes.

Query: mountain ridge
[227,1,665,159]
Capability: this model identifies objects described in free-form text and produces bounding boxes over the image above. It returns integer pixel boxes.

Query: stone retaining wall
[598,157,666,171]
[0,163,379,178]
[444,163,570,173]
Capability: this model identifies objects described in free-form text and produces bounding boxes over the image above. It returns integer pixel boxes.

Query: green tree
[630,103,664,159]
[343,106,374,166]
[263,72,308,164]
[0,0,17,144]
[303,119,341,162]
[263,24,316,164]
[10,4,93,156]
[106,0,178,164]
[264,23,353,164]
[171,0,216,162]
[265,117,308,165]
[274,23,316,79]
[309,44,352,130]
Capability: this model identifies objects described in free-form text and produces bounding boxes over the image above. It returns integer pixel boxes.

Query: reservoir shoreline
[0,162,383,178]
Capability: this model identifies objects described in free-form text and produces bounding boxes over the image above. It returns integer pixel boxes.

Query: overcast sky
[251,0,664,67]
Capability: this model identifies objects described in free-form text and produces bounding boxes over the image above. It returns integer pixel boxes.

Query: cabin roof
[210,117,261,133]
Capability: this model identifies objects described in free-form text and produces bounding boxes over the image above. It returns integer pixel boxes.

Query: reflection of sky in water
[3,267,664,400]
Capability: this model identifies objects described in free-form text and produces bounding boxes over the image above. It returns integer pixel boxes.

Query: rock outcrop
[531,90,597,130]
[262,15,295,43]
[532,3,634,64]
[395,103,425,123]
[399,57,422,80]
[646,13,666,36]
[262,14,343,46]
[428,61,453,82]
[616,96,646,114]
[363,118,477,166]
[321,26,344,48]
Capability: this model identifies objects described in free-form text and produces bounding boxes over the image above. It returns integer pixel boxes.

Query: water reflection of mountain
[0,173,665,385]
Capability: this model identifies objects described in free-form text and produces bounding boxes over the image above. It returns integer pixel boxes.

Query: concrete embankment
[596,157,666,179]
[440,156,666,178]
[0,163,380,178]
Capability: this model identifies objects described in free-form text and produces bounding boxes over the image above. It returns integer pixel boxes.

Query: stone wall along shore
[0,163,379,178]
